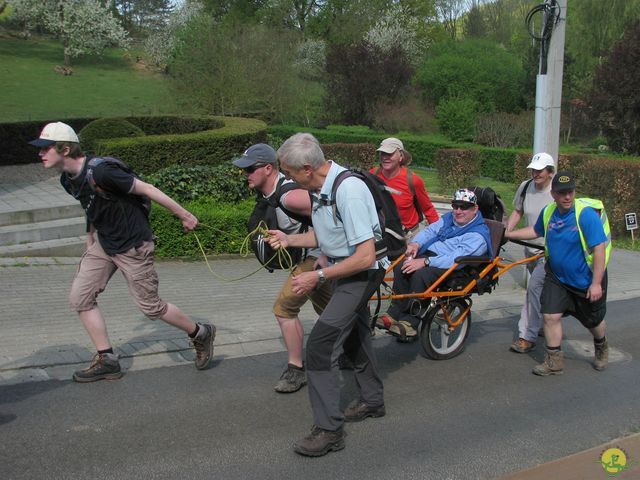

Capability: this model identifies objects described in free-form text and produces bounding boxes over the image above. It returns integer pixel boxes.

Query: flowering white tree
[7,0,129,67]
[144,0,202,69]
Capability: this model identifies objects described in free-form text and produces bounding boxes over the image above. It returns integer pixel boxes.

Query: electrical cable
[525,0,561,74]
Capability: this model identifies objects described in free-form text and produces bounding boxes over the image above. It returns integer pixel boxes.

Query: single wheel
[420,298,471,360]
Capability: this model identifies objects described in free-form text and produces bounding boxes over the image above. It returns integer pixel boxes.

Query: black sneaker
[73,353,123,383]
[293,426,345,457]
[274,364,307,393]
[191,323,216,370]
[344,400,386,422]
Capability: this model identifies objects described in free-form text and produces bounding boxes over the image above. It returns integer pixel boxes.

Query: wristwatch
[317,269,326,285]
[423,258,430,267]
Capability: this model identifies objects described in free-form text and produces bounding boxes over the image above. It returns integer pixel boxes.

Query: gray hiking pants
[306,268,385,432]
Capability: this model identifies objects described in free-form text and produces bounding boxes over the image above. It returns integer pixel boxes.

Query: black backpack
[324,168,407,260]
[85,156,151,216]
[470,186,505,222]
[247,177,310,272]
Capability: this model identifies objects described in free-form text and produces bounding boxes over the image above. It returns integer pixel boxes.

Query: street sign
[626,213,638,231]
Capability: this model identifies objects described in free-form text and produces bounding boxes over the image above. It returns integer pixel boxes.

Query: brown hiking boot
[593,339,609,371]
[510,338,535,353]
[293,426,345,457]
[344,401,386,422]
[191,323,216,370]
[73,353,122,383]
[532,350,564,376]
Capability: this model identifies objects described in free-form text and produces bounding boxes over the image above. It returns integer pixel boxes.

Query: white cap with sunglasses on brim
[232,143,277,168]
[28,122,79,147]
[452,188,478,206]
[527,152,555,170]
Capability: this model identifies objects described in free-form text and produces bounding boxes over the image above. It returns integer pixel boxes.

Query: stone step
[0,203,84,227]
[0,236,85,257]
[0,216,86,246]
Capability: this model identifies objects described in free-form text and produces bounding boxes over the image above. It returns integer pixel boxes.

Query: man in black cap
[29,121,216,382]
[233,144,332,393]
[506,171,611,375]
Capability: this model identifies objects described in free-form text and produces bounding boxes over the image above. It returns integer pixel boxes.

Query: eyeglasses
[451,203,473,211]
[242,163,268,174]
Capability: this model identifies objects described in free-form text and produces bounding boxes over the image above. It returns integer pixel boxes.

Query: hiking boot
[191,323,216,370]
[376,314,395,330]
[274,364,307,393]
[73,353,122,383]
[532,350,564,376]
[344,401,386,422]
[510,338,535,354]
[293,426,345,457]
[593,339,609,371]
[388,320,418,343]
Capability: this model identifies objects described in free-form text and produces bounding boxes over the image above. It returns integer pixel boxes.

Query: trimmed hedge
[1,115,256,167]
[320,143,378,170]
[95,116,267,175]
[435,148,480,193]
[79,118,145,154]
[150,198,254,258]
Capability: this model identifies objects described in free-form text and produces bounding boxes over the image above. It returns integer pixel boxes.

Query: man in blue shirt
[505,172,609,375]
[380,189,492,341]
[267,133,386,457]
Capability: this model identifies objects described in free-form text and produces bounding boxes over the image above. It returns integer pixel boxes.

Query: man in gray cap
[233,144,332,394]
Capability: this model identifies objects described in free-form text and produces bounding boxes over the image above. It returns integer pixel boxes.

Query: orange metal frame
[374,252,543,330]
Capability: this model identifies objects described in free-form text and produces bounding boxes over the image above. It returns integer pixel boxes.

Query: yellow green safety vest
[542,198,612,270]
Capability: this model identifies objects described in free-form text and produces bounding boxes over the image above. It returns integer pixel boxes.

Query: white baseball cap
[377,137,404,154]
[29,122,79,147]
[527,152,555,170]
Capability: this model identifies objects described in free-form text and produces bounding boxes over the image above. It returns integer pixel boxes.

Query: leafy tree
[435,0,467,40]
[463,4,486,38]
[325,40,413,125]
[415,38,526,113]
[6,0,129,66]
[169,16,310,123]
[114,0,174,35]
[589,21,640,154]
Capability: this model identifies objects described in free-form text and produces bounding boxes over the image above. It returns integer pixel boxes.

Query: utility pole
[532,0,567,167]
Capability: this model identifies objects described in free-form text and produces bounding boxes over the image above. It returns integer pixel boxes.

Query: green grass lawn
[0,37,181,122]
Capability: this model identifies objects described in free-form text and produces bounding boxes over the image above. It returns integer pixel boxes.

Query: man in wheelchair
[378,188,494,341]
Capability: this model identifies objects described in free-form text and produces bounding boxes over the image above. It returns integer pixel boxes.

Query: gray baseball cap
[232,143,277,168]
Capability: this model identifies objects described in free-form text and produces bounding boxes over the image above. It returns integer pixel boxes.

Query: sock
[594,336,606,345]
[188,324,200,338]
[289,363,304,371]
[547,345,561,352]
[98,348,114,355]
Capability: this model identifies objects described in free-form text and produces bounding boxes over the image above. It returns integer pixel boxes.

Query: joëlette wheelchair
[373,219,542,360]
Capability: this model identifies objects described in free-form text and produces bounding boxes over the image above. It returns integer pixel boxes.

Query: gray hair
[277,133,325,170]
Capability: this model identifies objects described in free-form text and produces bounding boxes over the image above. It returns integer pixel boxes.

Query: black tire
[420,299,471,360]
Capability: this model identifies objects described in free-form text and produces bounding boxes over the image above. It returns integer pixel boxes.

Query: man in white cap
[382,188,493,341]
[29,121,216,382]
[505,152,555,354]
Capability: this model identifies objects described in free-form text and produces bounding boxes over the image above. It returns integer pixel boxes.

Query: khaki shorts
[69,239,168,319]
[273,256,333,318]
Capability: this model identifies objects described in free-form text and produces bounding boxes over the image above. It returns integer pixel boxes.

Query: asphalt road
[2,298,639,480]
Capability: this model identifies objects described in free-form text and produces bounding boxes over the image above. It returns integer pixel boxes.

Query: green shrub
[79,118,145,154]
[146,164,251,203]
[126,115,224,135]
[575,157,640,238]
[474,111,533,148]
[477,148,519,183]
[437,96,479,142]
[321,143,378,170]
[94,116,267,175]
[151,198,254,258]
[435,148,480,193]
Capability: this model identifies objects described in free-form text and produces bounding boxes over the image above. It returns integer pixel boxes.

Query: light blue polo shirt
[311,162,382,266]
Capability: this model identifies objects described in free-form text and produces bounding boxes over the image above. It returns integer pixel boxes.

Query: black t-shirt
[61,156,153,255]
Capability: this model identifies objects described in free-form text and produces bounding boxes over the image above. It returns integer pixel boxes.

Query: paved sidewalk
[2,170,640,477]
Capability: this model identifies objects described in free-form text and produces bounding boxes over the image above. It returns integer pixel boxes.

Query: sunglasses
[451,202,473,211]
[243,163,268,174]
